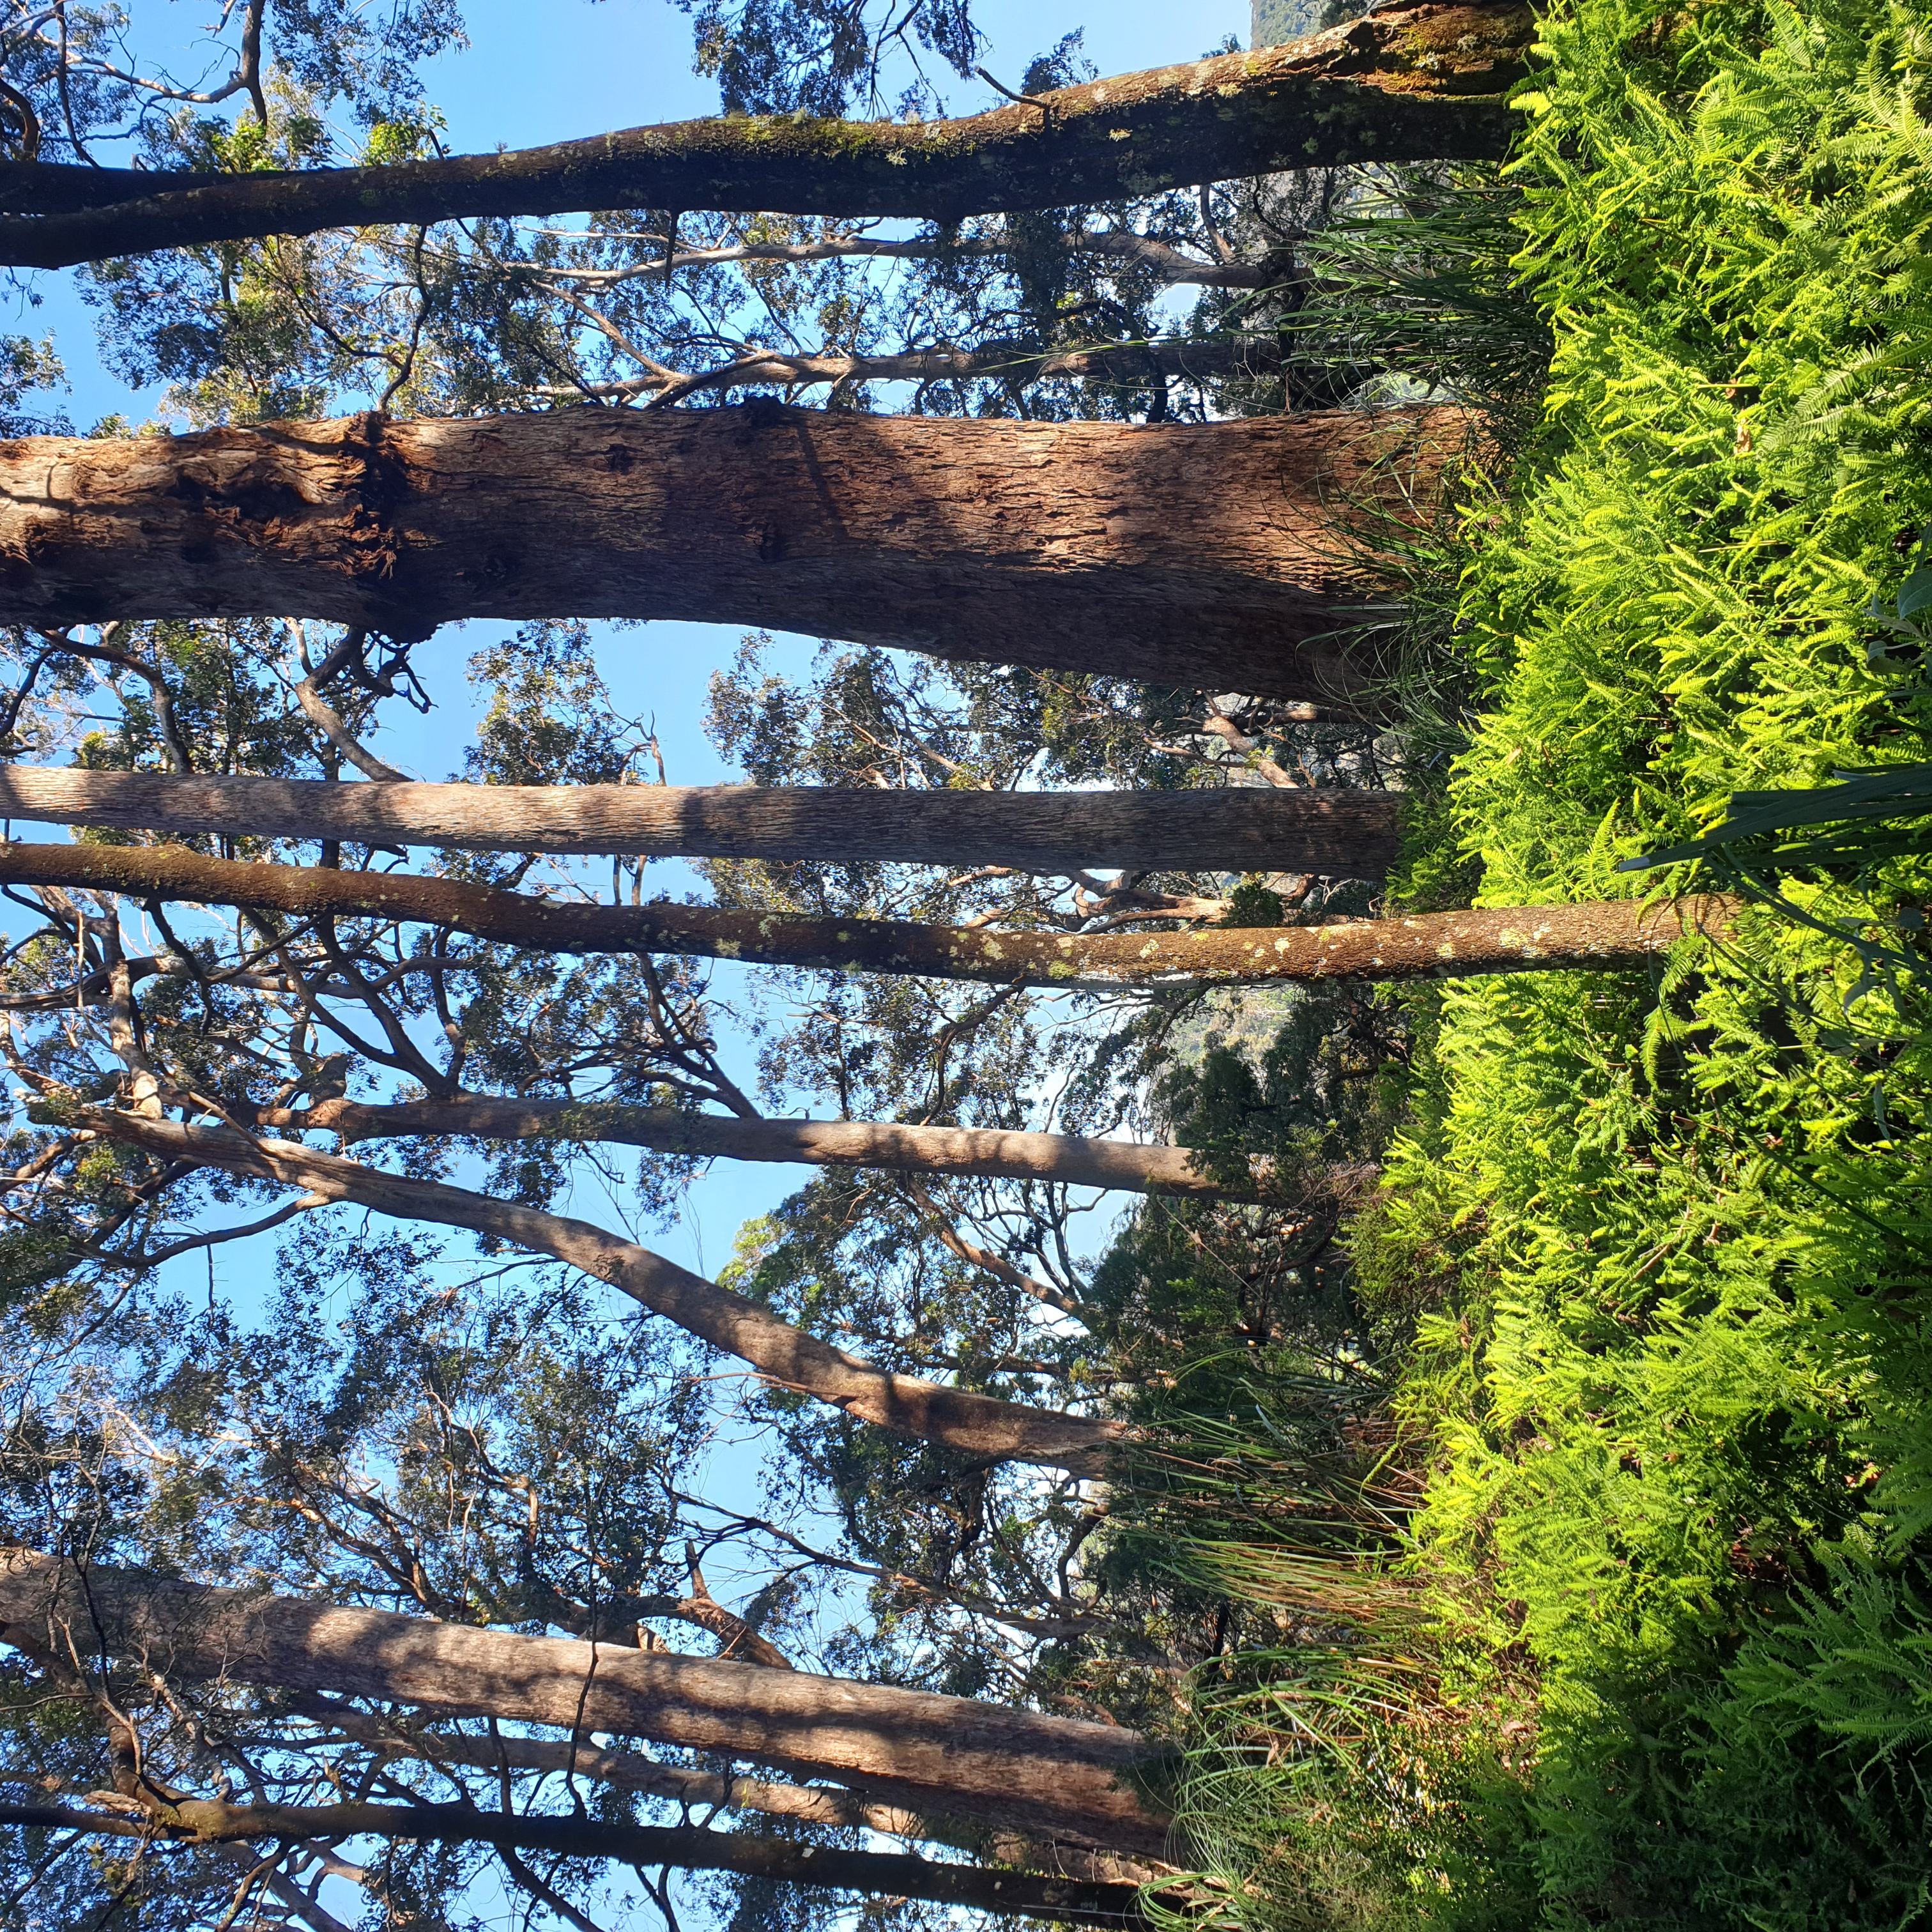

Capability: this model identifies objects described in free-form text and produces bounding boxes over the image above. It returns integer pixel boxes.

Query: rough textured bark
[0,7,1533,268]
[0,841,1733,990]
[0,765,1405,876]
[279,1093,1308,1205]
[0,1548,1166,1853]
[0,404,1459,703]
[77,1112,1128,1478]
[0,1801,1151,1928]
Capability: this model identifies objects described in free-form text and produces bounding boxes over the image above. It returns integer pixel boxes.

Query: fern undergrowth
[1108,0,1932,1922]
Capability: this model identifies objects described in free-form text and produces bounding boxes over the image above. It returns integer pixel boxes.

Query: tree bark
[0,761,1406,877]
[275,1092,1335,1206]
[0,841,1734,990]
[288,1702,1172,1885]
[0,404,1460,704]
[75,1112,1130,1478]
[0,6,1533,269]
[0,1800,1153,1928]
[0,1548,1167,1853]
[0,766,1404,876]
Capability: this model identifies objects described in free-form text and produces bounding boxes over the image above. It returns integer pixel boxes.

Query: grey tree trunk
[0,6,1532,268]
[0,765,1405,877]
[84,1112,1128,1478]
[0,404,1462,705]
[0,1547,1168,1854]
[277,1092,1358,1207]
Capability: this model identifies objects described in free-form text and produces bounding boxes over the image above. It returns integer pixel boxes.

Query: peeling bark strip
[0,767,1404,877]
[82,1112,1128,1478]
[0,1548,1166,1853]
[0,1802,1150,1930]
[0,7,1533,268]
[0,405,1459,703]
[0,842,1732,990]
[288,1094,1294,1204]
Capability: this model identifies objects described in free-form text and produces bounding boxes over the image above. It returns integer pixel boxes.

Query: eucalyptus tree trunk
[0,5,1532,269]
[289,1706,1172,1885]
[0,403,1462,705]
[273,1094,1344,1205]
[0,1797,1147,1926]
[0,765,1405,877]
[81,1112,1129,1478]
[0,1547,1168,1855]
[0,841,1731,990]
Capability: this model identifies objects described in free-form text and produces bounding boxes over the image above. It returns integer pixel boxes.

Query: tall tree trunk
[0,404,1462,704]
[272,1093,1346,1205]
[0,1798,1151,1927]
[0,766,1404,876]
[0,842,1733,990]
[78,1112,1129,1478]
[0,6,1533,269]
[0,1547,1168,1853]
[287,1703,1172,1885]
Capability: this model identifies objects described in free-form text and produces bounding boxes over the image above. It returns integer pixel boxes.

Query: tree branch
[526,226,1272,291]
[286,1701,1172,1885]
[594,335,1284,408]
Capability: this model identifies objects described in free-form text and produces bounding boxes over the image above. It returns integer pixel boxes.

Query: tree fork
[0,7,1533,268]
[274,1092,1336,1204]
[0,404,1461,704]
[72,1111,1130,1478]
[0,842,1732,990]
[0,1547,1167,1853]
[0,765,1405,877]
